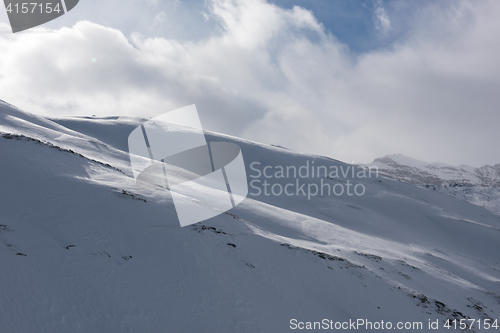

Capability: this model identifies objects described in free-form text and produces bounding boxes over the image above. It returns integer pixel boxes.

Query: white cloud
[1,0,500,166]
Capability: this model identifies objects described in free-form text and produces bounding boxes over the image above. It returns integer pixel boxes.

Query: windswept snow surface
[1,100,499,332]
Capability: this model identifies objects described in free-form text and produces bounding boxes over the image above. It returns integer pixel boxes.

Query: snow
[1,100,499,332]
[379,154,430,169]
[365,153,500,217]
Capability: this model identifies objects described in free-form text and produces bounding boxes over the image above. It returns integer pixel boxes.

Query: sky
[0,0,499,167]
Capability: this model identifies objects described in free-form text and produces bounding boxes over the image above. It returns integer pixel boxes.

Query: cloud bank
[1,0,499,166]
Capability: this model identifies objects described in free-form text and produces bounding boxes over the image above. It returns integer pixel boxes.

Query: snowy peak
[368,154,500,187]
[372,154,429,169]
[366,154,500,216]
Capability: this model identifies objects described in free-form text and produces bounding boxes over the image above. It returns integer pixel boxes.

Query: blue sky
[271,0,398,52]
[2,0,426,52]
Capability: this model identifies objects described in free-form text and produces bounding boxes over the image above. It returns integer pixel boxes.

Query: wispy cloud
[153,12,167,26]
[373,0,391,34]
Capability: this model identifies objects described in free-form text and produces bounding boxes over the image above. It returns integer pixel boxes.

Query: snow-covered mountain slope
[365,154,500,216]
[367,154,500,186]
[1,100,500,332]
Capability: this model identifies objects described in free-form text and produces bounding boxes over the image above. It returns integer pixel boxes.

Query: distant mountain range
[365,154,500,215]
